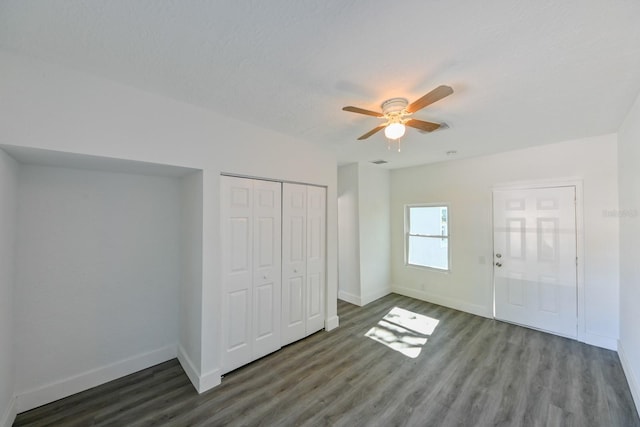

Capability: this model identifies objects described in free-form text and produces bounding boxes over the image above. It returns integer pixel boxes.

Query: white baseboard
[325,315,339,331]
[338,290,362,306]
[15,344,177,413]
[338,288,392,307]
[199,369,221,393]
[177,345,201,392]
[361,287,392,306]
[618,340,640,415]
[392,285,492,318]
[583,331,618,351]
[392,286,618,351]
[0,396,15,427]
[177,346,221,394]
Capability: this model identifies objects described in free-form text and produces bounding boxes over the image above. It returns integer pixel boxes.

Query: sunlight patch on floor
[365,307,439,358]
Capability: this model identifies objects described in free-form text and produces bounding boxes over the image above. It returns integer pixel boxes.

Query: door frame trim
[491,177,585,343]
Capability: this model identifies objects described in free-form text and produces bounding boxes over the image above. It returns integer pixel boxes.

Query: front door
[493,186,577,337]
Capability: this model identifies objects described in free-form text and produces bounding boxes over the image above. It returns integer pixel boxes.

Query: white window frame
[405,203,450,271]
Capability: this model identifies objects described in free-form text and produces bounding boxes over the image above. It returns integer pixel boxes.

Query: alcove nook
[0,145,202,411]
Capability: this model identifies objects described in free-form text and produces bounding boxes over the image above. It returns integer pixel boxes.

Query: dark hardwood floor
[14,293,640,426]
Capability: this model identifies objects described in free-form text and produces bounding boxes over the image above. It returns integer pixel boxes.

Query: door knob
[496,253,502,258]
[495,262,502,267]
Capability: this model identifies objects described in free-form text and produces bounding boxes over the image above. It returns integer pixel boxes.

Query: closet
[220,176,326,374]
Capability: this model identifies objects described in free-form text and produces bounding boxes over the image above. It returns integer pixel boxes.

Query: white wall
[0,49,339,397]
[337,164,360,304]
[618,90,640,412]
[178,171,204,388]
[391,134,619,349]
[0,149,18,427]
[337,162,391,306]
[14,164,182,411]
[357,163,391,305]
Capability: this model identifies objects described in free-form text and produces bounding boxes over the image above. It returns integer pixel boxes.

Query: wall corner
[618,339,640,416]
[325,315,339,331]
[0,396,16,427]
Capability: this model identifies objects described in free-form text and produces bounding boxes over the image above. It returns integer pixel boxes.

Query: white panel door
[282,183,308,345]
[221,176,253,371]
[252,180,282,359]
[305,185,326,335]
[493,186,577,337]
[221,176,282,373]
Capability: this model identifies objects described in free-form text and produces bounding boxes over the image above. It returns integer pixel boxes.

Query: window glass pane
[409,206,447,236]
[408,236,448,270]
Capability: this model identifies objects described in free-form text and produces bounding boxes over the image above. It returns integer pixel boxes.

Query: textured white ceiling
[1,0,639,168]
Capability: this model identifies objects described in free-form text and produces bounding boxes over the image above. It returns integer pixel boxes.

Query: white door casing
[493,186,578,338]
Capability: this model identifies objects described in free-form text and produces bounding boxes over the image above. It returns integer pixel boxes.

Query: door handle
[495,262,502,267]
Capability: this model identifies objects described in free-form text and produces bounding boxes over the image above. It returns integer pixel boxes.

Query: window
[406,205,449,270]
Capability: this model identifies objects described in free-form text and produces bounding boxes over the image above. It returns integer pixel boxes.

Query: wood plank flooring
[14,293,640,426]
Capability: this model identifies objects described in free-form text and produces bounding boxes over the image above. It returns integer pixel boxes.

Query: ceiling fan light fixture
[384,122,406,140]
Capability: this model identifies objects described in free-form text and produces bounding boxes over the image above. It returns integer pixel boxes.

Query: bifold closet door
[282,183,326,346]
[305,185,326,335]
[221,176,282,373]
[282,184,307,345]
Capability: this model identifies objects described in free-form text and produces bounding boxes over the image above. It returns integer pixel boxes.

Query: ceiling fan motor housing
[381,98,409,115]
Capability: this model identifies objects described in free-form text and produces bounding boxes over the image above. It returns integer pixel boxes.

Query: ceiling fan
[342,85,454,143]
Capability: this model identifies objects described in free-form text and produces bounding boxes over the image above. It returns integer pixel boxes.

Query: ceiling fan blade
[357,125,386,140]
[343,106,384,117]
[405,119,441,132]
[406,85,453,113]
